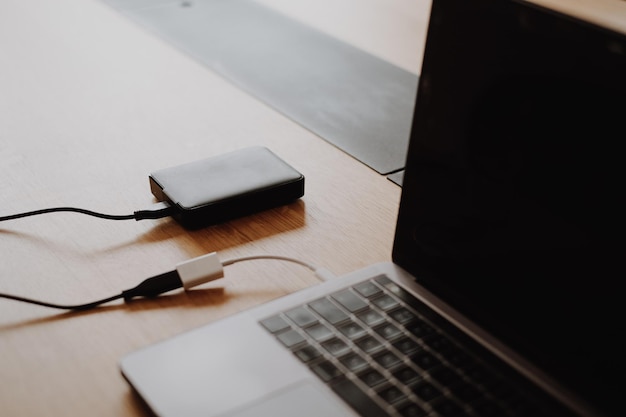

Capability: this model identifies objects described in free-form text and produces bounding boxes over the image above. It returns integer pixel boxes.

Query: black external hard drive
[149,146,304,229]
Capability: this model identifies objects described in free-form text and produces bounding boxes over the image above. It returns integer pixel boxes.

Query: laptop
[120,1,625,416]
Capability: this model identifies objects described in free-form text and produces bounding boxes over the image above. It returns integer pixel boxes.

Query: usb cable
[0,253,335,311]
[0,202,176,223]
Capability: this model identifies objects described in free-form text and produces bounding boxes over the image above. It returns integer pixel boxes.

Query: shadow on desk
[125,385,159,417]
[103,199,306,255]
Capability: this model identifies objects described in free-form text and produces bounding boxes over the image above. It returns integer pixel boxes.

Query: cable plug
[122,253,224,301]
[133,201,177,220]
[175,252,224,290]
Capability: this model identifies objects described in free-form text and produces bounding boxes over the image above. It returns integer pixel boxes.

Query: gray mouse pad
[101,0,418,175]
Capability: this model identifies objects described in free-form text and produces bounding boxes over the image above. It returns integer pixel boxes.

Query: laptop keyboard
[260,275,557,417]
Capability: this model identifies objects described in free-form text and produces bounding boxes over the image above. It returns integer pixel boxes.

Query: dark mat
[102,0,418,175]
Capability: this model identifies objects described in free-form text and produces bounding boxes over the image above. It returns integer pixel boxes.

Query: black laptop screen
[393,1,625,416]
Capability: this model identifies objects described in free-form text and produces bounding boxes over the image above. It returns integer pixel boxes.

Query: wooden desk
[0,0,427,415]
[3,0,624,416]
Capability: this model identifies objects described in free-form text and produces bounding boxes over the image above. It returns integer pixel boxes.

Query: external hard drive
[149,147,304,229]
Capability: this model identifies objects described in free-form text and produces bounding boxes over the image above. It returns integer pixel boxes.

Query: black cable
[0,202,176,223]
[0,270,183,311]
[0,292,125,311]
[0,207,136,222]
[0,253,332,312]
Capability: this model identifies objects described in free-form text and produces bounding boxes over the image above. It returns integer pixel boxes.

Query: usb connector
[0,252,331,311]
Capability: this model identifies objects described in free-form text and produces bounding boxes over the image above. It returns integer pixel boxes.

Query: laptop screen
[393,1,625,416]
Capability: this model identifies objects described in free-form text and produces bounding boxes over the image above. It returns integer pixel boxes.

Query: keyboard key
[332,289,368,312]
[377,384,407,404]
[388,307,418,324]
[356,308,385,327]
[393,365,420,385]
[372,294,400,311]
[285,306,318,328]
[406,321,435,339]
[309,297,349,325]
[411,351,441,371]
[356,335,383,354]
[397,401,427,417]
[330,378,387,417]
[311,360,342,382]
[294,345,321,362]
[373,349,402,369]
[375,278,417,305]
[305,323,334,341]
[410,380,442,402]
[374,322,403,340]
[276,329,305,348]
[374,275,393,286]
[321,338,351,357]
[259,315,290,333]
[376,280,415,302]
[392,336,421,355]
[338,321,367,340]
[353,280,383,298]
[340,353,368,372]
[422,333,455,354]
[358,367,386,387]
